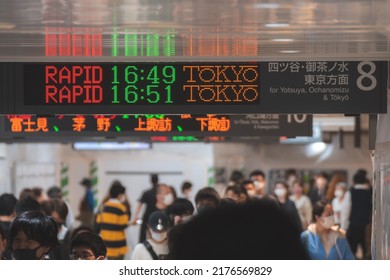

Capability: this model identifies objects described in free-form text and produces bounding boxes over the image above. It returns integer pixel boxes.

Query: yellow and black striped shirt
[96,199,129,257]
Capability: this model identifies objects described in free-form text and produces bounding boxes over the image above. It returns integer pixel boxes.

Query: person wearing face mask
[273,182,302,231]
[155,184,175,209]
[249,170,267,198]
[95,181,130,259]
[131,211,171,260]
[301,200,354,260]
[9,210,59,260]
[241,180,257,199]
[195,187,220,214]
[331,182,351,231]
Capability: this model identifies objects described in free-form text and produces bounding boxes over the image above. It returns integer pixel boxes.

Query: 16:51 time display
[111,65,176,104]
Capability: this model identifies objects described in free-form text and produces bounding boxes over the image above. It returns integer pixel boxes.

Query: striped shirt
[96,199,129,257]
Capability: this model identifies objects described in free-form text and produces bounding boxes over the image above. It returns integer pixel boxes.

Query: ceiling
[0,0,389,61]
[0,0,385,141]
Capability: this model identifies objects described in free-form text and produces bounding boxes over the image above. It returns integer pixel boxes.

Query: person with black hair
[0,193,17,238]
[131,211,171,260]
[169,200,308,260]
[70,225,94,241]
[227,170,244,187]
[273,182,302,231]
[18,188,35,201]
[347,169,372,259]
[77,178,95,227]
[301,200,354,260]
[70,231,107,260]
[15,197,42,216]
[32,187,46,203]
[46,186,75,230]
[166,198,194,225]
[224,185,249,203]
[249,170,267,197]
[181,181,193,200]
[308,172,329,205]
[95,180,129,260]
[241,180,257,198]
[131,173,159,242]
[8,210,58,260]
[41,198,71,260]
[0,193,17,260]
[195,187,220,214]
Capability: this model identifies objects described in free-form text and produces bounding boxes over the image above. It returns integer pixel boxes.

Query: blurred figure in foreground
[169,200,308,259]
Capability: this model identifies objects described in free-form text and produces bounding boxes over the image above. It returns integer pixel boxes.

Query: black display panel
[0,61,387,114]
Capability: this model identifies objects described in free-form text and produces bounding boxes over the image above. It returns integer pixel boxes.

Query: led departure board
[0,61,387,114]
[21,63,259,114]
[0,114,312,137]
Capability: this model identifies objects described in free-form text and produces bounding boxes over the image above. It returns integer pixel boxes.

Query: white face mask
[163,193,174,205]
[254,181,265,190]
[334,190,344,198]
[274,188,287,198]
[150,231,167,242]
[321,215,335,229]
[247,190,256,197]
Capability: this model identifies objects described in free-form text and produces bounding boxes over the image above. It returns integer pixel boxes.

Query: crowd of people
[0,168,373,260]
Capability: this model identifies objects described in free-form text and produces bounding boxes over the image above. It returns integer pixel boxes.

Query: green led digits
[125,66,138,84]
[125,85,138,103]
[111,65,176,105]
[146,85,159,103]
[147,66,159,84]
[163,66,175,84]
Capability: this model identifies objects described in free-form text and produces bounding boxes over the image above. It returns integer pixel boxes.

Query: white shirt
[290,194,312,230]
[131,239,168,260]
[58,225,69,241]
[332,191,351,230]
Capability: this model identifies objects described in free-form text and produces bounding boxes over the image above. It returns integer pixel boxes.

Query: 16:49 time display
[111,65,176,104]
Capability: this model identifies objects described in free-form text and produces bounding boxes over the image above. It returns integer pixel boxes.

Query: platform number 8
[357,62,377,91]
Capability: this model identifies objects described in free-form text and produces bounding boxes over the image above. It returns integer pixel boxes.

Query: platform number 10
[357,62,377,91]
[287,115,307,123]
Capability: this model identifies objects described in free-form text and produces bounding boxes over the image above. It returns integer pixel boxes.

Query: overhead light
[73,142,151,150]
[254,4,280,9]
[280,50,300,54]
[306,142,327,157]
[272,39,295,42]
[265,23,290,28]
[313,116,355,132]
[0,22,15,30]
